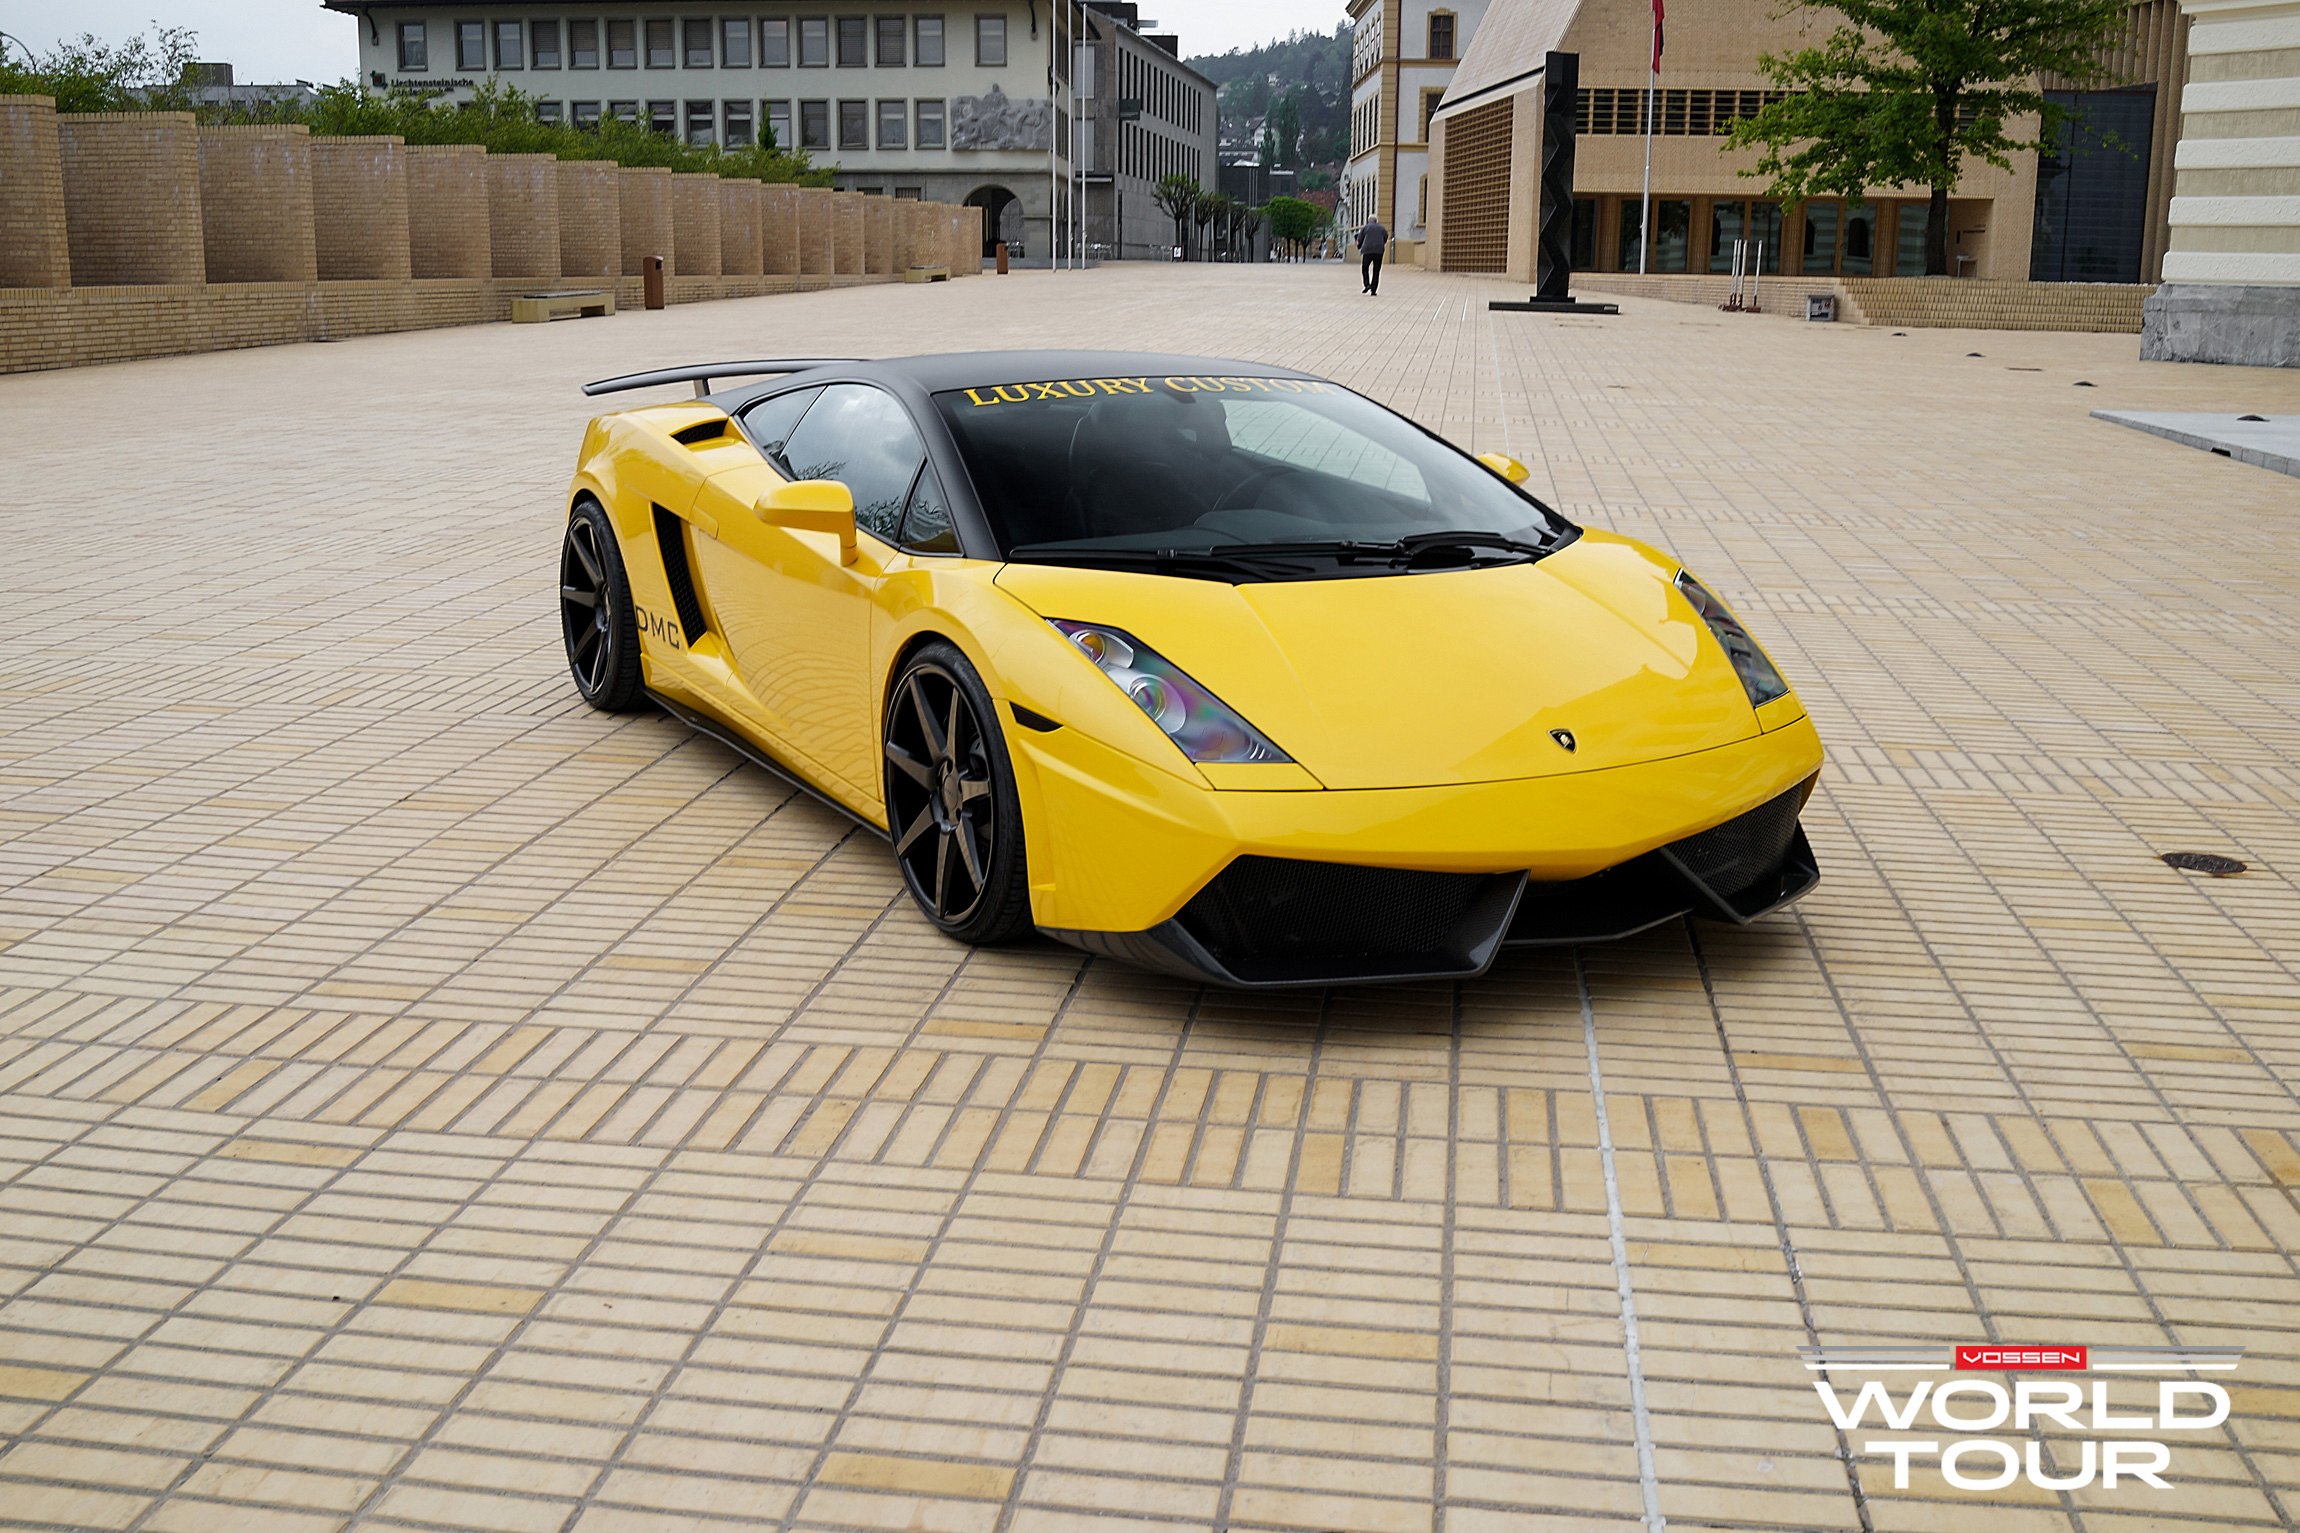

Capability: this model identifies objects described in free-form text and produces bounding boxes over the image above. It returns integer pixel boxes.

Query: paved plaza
[3,264,2299,1532]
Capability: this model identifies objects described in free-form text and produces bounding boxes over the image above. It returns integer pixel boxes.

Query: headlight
[1050,620,1292,764]
[1675,571,1789,707]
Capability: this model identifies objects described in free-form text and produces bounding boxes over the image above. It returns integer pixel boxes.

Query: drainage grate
[2161,851,2248,877]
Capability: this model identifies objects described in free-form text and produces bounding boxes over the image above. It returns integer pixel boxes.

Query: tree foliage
[1153,173,1201,258]
[1264,195,1326,259]
[1189,27,1349,167]
[1725,0,2128,274]
[0,25,199,111]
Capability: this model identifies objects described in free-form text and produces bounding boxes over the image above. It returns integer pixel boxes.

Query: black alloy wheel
[883,644,1031,944]
[559,499,643,711]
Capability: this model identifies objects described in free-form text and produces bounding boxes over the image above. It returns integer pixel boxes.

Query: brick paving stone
[3,265,2300,1530]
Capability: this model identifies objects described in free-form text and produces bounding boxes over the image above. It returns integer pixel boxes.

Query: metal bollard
[643,254,666,310]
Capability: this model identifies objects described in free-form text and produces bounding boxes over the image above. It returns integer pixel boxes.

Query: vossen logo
[1800,1344,2242,1492]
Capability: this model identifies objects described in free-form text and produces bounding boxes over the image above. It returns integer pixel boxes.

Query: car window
[899,464,959,554]
[738,385,823,474]
[1223,400,1426,499]
[777,383,924,541]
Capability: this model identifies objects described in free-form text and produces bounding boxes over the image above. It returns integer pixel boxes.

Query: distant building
[1426,0,2188,287]
[174,62,319,111]
[323,0,1117,259]
[1076,1,1219,259]
[1345,0,1489,246]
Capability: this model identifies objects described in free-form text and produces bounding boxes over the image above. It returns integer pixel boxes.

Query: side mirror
[1476,451,1532,485]
[757,479,858,564]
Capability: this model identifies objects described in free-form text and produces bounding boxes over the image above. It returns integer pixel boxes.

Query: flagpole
[1639,0,1658,275]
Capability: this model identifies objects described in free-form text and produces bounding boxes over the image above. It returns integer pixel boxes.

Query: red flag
[1651,0,1665,73]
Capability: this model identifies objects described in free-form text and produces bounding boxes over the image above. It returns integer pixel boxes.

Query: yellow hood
[993,532,1764,790]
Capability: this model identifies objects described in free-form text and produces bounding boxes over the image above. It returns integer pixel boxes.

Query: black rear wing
[581,359,863,399]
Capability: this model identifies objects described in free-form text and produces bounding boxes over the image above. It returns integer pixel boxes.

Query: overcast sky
[5,0,1345,83]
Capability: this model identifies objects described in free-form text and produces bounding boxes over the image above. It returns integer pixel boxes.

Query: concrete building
[2143,0,2300,364]
[1425,0,2190,291]
[1074,1,1218,260]
[1345,0,1489,254]
[326,0,1108,258]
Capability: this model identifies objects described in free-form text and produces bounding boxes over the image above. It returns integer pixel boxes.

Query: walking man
[1358,216,1389,295]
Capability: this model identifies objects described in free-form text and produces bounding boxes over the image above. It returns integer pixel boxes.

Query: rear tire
[560,498,644,712]
[883,642,1032,945]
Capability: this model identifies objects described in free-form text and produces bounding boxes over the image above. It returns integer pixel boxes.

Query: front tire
[560,498,643,712]
[883,643,1031,944]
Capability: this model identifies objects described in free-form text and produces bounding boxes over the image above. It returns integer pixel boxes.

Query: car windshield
[932,373,1576,574]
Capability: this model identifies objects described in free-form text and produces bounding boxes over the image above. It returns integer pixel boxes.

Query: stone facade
[196,125,318,284]
[2141,282,2300,365]
[311,135,412,281]
[0,97,72,289]
[57,113,205,286]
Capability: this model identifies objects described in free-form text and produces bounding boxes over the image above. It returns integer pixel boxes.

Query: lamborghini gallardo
[559,352,1823,986]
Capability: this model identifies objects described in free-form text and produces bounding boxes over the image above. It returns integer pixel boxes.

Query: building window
[877,98,907,146]
[607,19,637,67]
[494,20,523,69]
[799,18,830,67]
[722,18,751,67]
[975,14,1005,66]
[573,100,602,128]
[725,99,754,146]
[916,16,944,66]
[895,185,921,199]
[610,100,639,121]
[649,100,676,135]
[397,21,427,70]
[761,19,789,66]
[645,18,675,68]
[456,20,485,72]
[801,99,831,148]
[568,20,598,68]
[916,97,946,148]
[876,16,907,66]
[537,101,564,122]
[839,98,869,149]
[684,18,713,67]
[767,99,793,147]
[685,100,715,144]
[1428,12,1455,60]
[531,20,561,68]
[838,17,869,68]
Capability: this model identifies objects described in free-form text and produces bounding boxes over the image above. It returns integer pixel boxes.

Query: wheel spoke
[909,676,947,760]
[958,778,990,804]
[893,803,936,856]
[571,625,601,662]
[954,823,986,889]
[943,691,964,768]
[933,830,955,915]
[568,529,602,586]
[884,739,934,788]
[583,637,607,690]
[560,584,597,608]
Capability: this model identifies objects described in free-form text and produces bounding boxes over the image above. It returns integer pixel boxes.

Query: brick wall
[760,185,800,277]
[405,144,489,279]
[556,160,621,281]
[795,188,834,285]
[57,113,204,285]
[485,153,560,279]
[832,192,864,278]
[0,97,70,289]
[719,180,763,277]
[865,197,894,276]
[311,135,410,281]
[670,173,723,279]
[197,125,318,284]
[619,167,673,277]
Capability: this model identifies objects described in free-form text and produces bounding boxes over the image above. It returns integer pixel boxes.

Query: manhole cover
[2161,851,2248,877]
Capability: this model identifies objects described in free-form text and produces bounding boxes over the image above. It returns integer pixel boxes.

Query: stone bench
[901,265,951,284]
[511,289,616,323]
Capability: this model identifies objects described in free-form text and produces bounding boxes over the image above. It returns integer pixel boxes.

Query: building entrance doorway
[965,186,1023,258]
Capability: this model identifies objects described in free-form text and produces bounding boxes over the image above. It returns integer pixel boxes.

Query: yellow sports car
[562,352,1823,986]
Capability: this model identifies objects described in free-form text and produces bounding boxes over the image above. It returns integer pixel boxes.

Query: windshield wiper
[1001,544,1319,580]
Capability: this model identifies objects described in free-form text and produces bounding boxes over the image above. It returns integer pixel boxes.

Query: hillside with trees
[1188,25,1351,191]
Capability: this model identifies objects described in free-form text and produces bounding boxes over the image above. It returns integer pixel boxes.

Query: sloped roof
[1434,0,1585,120]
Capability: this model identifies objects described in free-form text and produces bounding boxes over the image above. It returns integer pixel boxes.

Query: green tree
[1725,0,2129,275]
[1264,195,1324,260]
[1153,173,1201,259]
[0,24,198,111]
[1271,91,1302,167]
